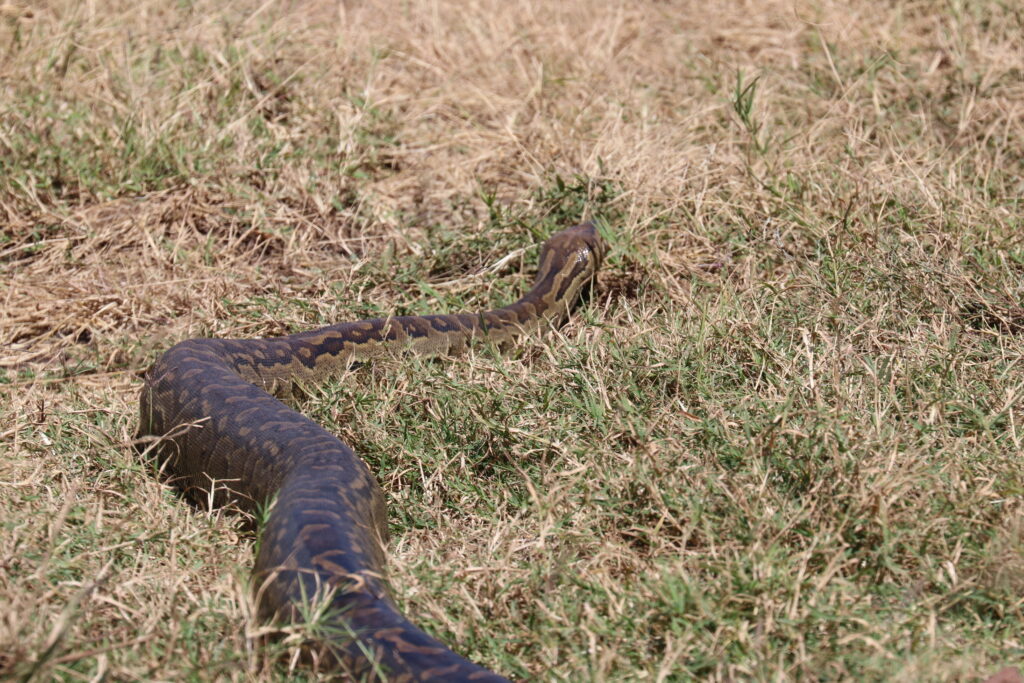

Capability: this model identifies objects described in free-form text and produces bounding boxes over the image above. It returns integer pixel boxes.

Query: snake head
[540,221,607,275]
[529,222,607,313]
[574,220,608,269]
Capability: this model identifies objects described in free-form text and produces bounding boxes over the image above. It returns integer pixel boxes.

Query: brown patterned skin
[137,223,606,681]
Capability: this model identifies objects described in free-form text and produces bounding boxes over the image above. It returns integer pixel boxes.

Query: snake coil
[138,223,605,680]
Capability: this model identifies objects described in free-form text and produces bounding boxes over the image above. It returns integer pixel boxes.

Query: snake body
[137,223,605,680]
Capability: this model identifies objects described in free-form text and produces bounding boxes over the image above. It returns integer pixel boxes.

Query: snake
[136,222,606,681]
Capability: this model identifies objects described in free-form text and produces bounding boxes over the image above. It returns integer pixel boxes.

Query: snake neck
[214,223,603,397]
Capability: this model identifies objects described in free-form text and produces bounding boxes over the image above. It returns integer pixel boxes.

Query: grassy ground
[1,0,1022,680]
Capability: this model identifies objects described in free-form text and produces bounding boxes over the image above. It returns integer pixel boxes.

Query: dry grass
[1,0,1023,680]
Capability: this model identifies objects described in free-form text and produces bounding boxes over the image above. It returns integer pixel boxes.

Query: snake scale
[137,222,606,680]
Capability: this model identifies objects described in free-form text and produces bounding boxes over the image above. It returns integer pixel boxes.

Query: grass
[1,0,1022,680]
